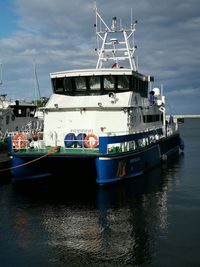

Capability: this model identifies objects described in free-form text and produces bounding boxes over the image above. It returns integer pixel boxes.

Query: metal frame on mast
[94,5,138,71]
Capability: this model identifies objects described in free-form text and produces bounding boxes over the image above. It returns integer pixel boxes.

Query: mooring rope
[0,146,60,173]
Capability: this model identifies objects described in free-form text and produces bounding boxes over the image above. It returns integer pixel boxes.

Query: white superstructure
[42,7,168,148]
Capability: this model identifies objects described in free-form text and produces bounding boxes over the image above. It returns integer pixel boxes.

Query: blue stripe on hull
[95,144,161,184]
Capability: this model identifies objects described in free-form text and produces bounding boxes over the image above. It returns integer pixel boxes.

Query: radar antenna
[94,5,138,70]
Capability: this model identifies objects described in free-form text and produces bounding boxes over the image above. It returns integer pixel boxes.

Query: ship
[0,62,44,141]
[0,94,43,133]
[8,6,183,184]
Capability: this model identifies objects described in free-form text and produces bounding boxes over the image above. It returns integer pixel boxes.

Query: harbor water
[0,118,200,266]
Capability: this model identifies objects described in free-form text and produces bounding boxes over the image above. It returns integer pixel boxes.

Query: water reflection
[9,158,181,266]
[96,173,170,265]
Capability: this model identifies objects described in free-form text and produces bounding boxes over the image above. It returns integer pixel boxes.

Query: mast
[94,5,138,70]
[33,60,41,106]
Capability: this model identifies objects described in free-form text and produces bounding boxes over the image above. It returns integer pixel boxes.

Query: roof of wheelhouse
[50,68,150,81]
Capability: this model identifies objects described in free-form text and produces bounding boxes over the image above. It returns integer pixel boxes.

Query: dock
[167,115,200,119]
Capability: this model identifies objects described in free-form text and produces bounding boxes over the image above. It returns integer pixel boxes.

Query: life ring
[84,134,99,148]
[13,133,27,148]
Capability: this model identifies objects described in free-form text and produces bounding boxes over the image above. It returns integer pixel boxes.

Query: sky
[0,0,200,115]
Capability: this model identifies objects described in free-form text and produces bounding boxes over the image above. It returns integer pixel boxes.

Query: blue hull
[95,144,160,184]
[10,133,181,184]
[11,154,98,184]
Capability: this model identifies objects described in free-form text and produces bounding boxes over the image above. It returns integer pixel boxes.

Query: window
[103,75,115,90]
[74,77,87,91]
[52,74,135,96]
[63,77,73,93]
[117,75,129,91]
[89,76,101,91]
[144,114,161,123]
[54,78,64,93]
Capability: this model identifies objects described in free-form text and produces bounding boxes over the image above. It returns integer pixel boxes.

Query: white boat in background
[0,61,44,144]
[9,6,184,184]
[0,94,43,133]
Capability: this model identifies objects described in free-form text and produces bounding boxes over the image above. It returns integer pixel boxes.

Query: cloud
[0,0,199,114]
[167,87,200,97]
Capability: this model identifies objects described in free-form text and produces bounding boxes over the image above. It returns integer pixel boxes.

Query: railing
[8,125,178,155]
[166,123,178,137]
[8,131,100,153]
[7,131,45,151]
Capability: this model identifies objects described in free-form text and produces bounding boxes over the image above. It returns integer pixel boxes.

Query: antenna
[94,5,111,32]
[94,5,138,70]
[33,60,41,107]
[131,8,133,29]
